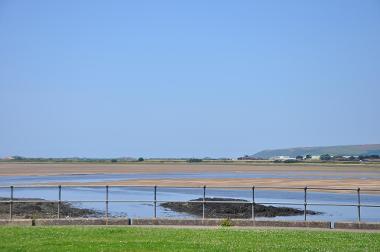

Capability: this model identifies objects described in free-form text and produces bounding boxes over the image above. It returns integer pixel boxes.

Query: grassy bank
[0,226,379,251]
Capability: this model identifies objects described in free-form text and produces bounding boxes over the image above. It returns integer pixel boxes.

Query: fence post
[105,185,109,220]
[58,185,62,219]
[154,185,157,218]
[304,186,307,221]
[252,186,255,220]
[357,187,361,222]
[202,185,206,219]
[9,186,13,220]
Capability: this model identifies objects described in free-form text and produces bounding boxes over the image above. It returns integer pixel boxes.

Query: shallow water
[0,172,379,222]
[1,171,380,186]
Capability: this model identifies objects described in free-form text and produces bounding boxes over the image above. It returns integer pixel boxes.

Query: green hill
[252,144,380,159]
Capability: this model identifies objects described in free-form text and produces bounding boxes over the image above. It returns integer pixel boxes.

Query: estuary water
[0,172,379,223]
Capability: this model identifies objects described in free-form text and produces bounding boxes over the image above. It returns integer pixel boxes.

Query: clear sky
[0,0,379,158]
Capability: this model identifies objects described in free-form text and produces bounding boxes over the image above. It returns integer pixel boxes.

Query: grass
[0,226,379,251]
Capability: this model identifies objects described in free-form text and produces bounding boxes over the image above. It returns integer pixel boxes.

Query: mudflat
[46,178,380,192]
[1,162,379,193]
[0,162,380,176]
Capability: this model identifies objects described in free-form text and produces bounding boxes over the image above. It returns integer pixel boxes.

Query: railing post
[252,186,255,220]
[357,187,361,222]
[9,186,13,220]
[154,185,157,218]
[105,185,109,219]
[304,186,307,221]
[202,185,206,219]
[58,185,62,219]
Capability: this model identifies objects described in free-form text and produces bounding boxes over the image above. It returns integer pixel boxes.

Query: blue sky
[0,0,379,158]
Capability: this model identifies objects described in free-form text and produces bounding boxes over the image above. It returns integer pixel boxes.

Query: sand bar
[41,177,380,192]
[0,162,380,176]
[2,162,379,194]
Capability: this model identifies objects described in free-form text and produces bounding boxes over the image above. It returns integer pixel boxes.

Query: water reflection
[0,185,378,222]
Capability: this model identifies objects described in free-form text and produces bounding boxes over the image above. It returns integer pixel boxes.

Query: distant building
[311,155,320,160]
[237,155,263,160]
[342,155,358,159]
[269,156,296,161]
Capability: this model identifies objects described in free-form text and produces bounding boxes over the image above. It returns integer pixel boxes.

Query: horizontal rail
[1,185,380,191]
[1,200,380,208]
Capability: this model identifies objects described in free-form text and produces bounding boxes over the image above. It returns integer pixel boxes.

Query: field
[0,226,379,251]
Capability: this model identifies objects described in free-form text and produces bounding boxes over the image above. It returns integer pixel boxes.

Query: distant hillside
[252,144,380,159]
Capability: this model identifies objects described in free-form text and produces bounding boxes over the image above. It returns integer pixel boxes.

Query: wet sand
[0,162,380,193]
[44,177,380,192]
[0,162,380,176]
[1,162,380,193]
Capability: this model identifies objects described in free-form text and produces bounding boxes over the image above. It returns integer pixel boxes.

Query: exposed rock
[161,197,319,218]
[0,197,100,219]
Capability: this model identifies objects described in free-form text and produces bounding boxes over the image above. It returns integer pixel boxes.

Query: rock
[0,197,100,219]
[161,197,319,218]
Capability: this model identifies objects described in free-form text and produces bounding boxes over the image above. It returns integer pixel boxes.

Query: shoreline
[0,162,380,177]
[37,178,380,194]
[1,162,379,194]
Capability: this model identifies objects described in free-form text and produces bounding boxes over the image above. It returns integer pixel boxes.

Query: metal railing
[1,185,380,222]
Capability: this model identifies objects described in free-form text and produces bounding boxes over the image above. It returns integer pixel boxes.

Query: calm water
[0,172,379,223]
[1,171,380,186]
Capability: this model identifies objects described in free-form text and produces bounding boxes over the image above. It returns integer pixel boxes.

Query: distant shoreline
[36,178,380,194]
[0,162,379,193]
[0,161,380,177]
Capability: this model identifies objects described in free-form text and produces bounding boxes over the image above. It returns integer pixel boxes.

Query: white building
[269,156,296,161]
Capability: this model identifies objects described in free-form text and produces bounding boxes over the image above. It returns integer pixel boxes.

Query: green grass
[0,227,379,251]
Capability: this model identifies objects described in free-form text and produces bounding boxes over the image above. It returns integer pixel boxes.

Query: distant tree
[359,155,380,160]
[305,154,312,159]
[348,156,356,161]
[296,155,304,160]
[284,159,298,163]
[111,159,118,163]
[138,157,144,162]
[187,158,203,163]
[320,154,331,161]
